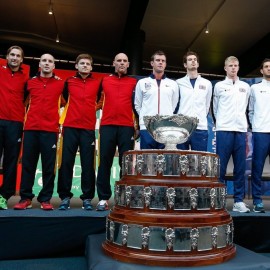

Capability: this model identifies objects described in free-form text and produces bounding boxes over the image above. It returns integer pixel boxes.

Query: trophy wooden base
[103,241,236,267]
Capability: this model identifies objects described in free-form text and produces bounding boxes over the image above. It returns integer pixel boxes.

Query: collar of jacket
[5,63,24,73]
[75,72,92,79]
[113,72,128,78]
[150,73,166,79]
[35,72,55,78]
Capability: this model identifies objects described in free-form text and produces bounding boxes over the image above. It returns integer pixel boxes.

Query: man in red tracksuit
[0,46,28,210]
[57,54,101,210]
[14,53,64,210]
[96,53,137,211]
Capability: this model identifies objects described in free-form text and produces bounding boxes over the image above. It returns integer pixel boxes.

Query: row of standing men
[0,46,269,213]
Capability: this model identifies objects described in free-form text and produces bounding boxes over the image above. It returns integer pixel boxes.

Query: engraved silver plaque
[197,188,211,210]
[118,184,126,206]
[130,185,144,208]
[186,154,201,177]
[124,153,137,175]
[127,224,143,249]
[198,227,212,251]
[142,154,157,176]
[174,187,191,210]
[174,228,192,252]
[113,222,123,246]
[150,186,167,210]
[149,226,167,251]
[215,187,222,209]
[163,154,180,176]
[217,225,227,248]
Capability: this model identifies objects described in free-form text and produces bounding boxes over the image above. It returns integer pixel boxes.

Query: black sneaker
[58,198,70,210]
[82,199,93,210]
[253,203,265,213]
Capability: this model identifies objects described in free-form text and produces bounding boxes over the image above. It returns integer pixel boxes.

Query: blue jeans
[216,131,246,202]
[251,132,270,204]
[177,129,208,151]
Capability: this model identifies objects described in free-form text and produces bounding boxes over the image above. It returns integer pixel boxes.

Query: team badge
[145,83,151,90]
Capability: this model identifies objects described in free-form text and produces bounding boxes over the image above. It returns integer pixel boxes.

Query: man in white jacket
[176,51,212,151]
[134,50,179,149]
[213,56,250,213]
[248,58,270,213]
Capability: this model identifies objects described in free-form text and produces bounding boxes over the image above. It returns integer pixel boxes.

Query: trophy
[143,114,199,149]
[102,114,236,267]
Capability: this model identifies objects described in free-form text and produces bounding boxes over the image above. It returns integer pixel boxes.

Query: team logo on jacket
[239,88,246,93]
[199,85,206,90]
[145,83,151,90]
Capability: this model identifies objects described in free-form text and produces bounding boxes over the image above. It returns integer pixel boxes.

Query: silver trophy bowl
[143,114,199,150]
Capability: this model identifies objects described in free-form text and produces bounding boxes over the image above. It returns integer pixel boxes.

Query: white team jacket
[249,79,270,132]
[134,76,179,130]
[213,77,250,132]
[176,75,212,130]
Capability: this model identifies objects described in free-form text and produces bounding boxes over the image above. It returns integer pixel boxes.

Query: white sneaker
[232,202,250,213]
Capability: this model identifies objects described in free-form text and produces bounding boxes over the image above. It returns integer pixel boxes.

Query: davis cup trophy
[143,114,198,149]
[102,114,236,267]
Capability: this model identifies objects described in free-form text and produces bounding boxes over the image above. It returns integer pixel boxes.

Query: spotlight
[56,34,60,43]
[48,2,53,15]
[205,24,210,34]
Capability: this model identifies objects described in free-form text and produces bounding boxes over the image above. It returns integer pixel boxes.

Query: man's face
[184,55,199,71]
[261,61,270,79]
[225,60,239,78]
[113,53,129,75]
[6,48,23,70]
[151,54,166,74]
[39,54,55,75]
[76,58,92,75]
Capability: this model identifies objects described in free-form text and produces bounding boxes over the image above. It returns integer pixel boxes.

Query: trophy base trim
[102,241,236,267]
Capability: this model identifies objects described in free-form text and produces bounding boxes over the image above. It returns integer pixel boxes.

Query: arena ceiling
[0,0,270,78]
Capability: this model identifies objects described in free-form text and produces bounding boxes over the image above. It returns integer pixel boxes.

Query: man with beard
[176,51,212,151]
[0,46,28,210]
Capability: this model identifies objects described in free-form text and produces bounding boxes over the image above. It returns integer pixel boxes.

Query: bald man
[14,54,64,210]
[96,53,137,210]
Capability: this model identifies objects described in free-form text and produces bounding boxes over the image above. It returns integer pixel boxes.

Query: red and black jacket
[60,73,101,130]
[24,74,64,132]
[0,65,28,123]
[97,74,137,127]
